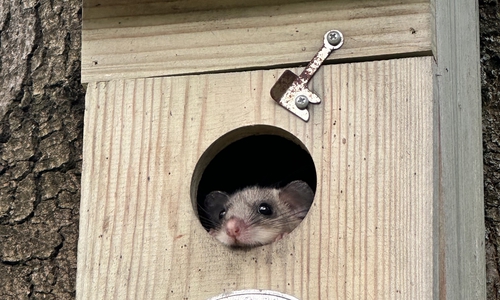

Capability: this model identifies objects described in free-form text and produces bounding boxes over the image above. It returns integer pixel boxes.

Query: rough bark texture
[0,0,498,299]
[0,0,84,299]
[481,0,500,299]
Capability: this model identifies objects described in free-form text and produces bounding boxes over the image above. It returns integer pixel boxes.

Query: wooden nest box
[77,0,485,299]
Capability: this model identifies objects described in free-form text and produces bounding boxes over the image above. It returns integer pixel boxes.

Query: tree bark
[0,0,84,298]
[480,0,500,299]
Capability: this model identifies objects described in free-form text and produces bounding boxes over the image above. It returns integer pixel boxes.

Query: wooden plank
[431,0,485,298]
[83,0,312,18]
[77,56,434,299]
[81,0,431,83]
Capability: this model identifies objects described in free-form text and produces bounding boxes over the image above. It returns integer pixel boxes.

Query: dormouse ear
[279,180,314,219]
[204,191,229,225]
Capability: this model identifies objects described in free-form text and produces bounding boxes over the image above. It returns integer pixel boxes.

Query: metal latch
[270,30,344,121]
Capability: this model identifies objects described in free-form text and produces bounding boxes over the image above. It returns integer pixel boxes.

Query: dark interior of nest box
[193,126,317,230]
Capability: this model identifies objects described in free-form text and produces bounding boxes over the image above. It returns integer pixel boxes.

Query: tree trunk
[481,0,500,299]
[0,0,84,298]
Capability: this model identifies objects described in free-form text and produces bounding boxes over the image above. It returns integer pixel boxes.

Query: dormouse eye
[258,203,273,216]
[219,209,226,220]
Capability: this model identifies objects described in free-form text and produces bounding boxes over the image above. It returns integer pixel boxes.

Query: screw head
[295,95,309,109]
[326,30,342,46]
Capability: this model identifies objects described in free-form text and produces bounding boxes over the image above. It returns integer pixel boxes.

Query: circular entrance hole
[191,125,316,247]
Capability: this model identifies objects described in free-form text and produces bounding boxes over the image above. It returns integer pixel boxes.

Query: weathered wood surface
[81,0,431,83]
[77,56,434,299]
[431,0,485,298]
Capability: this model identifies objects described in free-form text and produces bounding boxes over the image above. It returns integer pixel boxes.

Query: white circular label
[208,289,299,300]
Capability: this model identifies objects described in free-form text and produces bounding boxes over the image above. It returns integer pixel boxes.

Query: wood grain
[77,56,434,299]
[432,0,485,298]
[81,0,431,83]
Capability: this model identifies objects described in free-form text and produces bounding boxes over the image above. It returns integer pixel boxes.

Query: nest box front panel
[78,57,433,299]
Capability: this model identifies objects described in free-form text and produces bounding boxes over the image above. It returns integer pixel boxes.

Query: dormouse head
[204,180,314,247]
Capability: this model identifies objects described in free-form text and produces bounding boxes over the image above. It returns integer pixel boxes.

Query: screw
[295,95,309,109]
[326,30,342,46]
